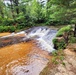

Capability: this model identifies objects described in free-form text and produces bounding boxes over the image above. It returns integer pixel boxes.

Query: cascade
[0,26,57,52]
[25,26,57,52]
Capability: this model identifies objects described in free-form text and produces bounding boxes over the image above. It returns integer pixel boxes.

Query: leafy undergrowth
[0,26,16,32]
[53,25,76,50]
[51,50,65,65]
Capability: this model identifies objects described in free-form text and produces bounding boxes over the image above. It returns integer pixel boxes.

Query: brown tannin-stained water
[0,27,57,75]
[0,38,50,75]
[0,33,10,37]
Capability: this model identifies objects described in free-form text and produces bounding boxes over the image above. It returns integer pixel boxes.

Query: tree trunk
[10,0,15,19]
[63,32,69,45]
[74,24,76,37]
[14,0,19,14]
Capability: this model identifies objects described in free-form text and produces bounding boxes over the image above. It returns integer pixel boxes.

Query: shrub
[53,38,66,49]
[3,19,15,26]
[69,37,76,43]
[3,26,9,32]
[56,25,72,37]
[57,39,66,49]
[53,38,58,49]
[53,38,58,44]
[9,26,16,32]
[16,23,26,30]
[0,26,4,32]
[0,26,16,33]
[0,26,9,32]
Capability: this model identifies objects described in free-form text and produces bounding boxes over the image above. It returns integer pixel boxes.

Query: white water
[0,31,25,38]
[25,26,57,52]
[0,26,57,52]
[0,26,57,75]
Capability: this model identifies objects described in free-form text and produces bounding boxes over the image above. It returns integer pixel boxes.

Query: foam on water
[25,26,57,52]
[0,31,25,38]
[0,26,57,52]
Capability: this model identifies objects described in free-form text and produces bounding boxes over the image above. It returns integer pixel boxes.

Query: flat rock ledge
[40,47,76,75]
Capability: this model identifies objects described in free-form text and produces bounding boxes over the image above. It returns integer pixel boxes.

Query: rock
[25,70,29,73]
[55,73,61,75]
[67,44,76,51]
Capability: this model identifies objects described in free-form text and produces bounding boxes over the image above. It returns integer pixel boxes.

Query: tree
[9,0,15,18]
[47,0,76,36]
[30,0,46,23]
[13,0,19,14]
[0,0,5,18]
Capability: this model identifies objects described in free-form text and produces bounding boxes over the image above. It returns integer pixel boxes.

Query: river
[0,26,57,75]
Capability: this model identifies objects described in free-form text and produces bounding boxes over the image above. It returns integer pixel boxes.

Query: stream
[0,26,57,75]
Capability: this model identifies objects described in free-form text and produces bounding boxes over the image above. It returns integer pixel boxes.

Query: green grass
[52,50,65,65]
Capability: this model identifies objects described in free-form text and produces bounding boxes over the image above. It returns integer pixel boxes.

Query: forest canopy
[0,0,76,33]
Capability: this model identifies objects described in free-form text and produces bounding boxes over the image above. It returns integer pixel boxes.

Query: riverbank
[0,25,75,75]
[40,44,76,75]
[0,26,57,75]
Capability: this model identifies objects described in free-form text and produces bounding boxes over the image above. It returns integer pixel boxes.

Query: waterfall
[0,26,57,52]
[25,26,57,52]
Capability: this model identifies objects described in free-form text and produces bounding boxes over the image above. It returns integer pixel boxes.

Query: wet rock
[40,49,76,75]
[25,70,29,73]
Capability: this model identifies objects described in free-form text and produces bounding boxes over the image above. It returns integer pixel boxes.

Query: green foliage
[52,50,65,65]
[53,38,58,44]
[0,26,16,32]
[0,0,75,32]
[53,38,66,49]
[9,26,16,32]
[0,26,9,32]
[57,39,66,49]
[52,50,58,56]
[52,57,59,64]
[59,56,64,61]
[29,0,46,23]
[3,19,15,26]
[0,0,5,18]
[69,37,76,43]
[53,25,75,50]
[47,0,76,24]
[56,25,72,37]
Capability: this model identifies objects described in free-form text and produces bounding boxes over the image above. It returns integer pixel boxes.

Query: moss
[56,25,72,37]
[53,25,73,49]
